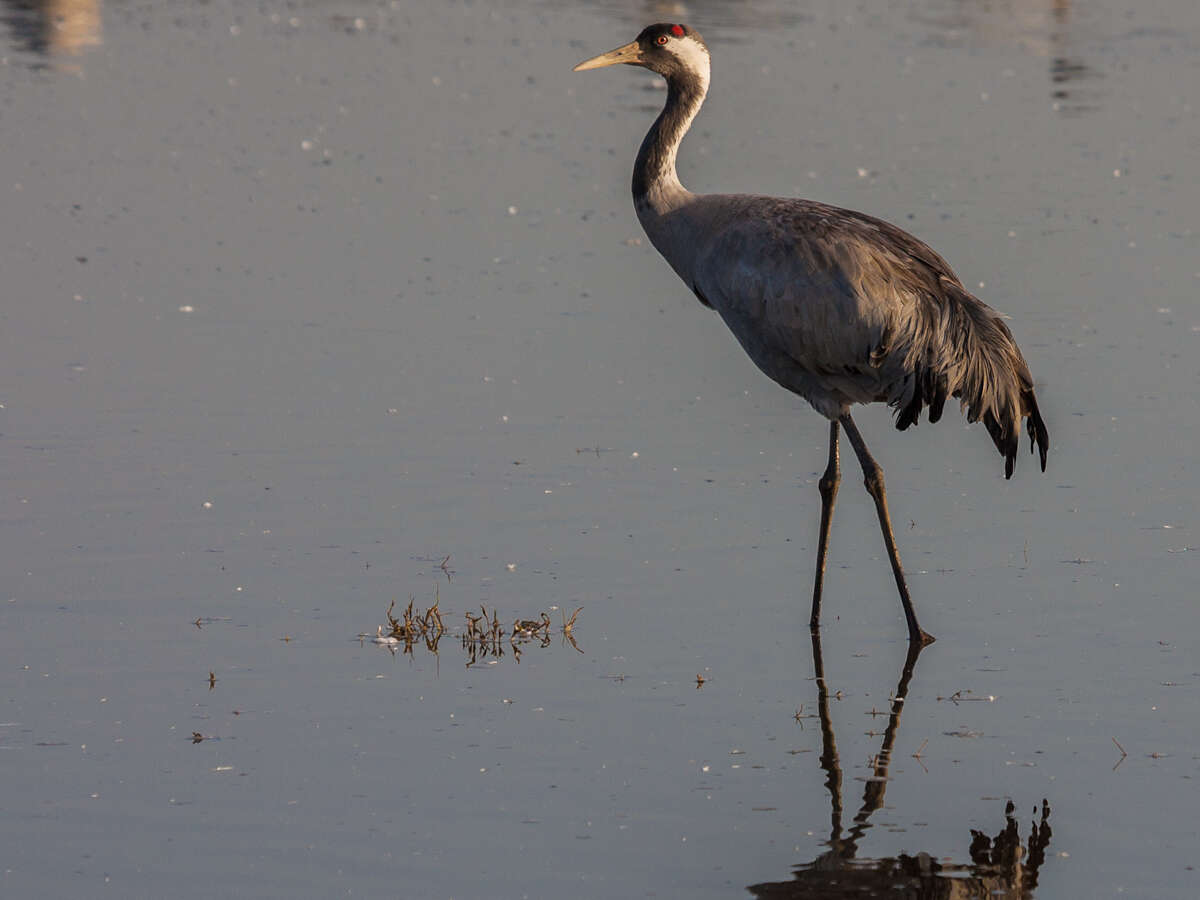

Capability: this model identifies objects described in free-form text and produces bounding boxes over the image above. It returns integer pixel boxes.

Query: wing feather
[686,196,1048,475]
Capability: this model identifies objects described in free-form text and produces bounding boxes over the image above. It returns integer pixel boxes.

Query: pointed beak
[573,39,643,72]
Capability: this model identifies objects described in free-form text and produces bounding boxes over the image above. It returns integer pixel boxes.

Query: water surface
[2,1,1198,897]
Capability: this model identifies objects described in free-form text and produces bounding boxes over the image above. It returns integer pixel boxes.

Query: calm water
[2,1,1197,897]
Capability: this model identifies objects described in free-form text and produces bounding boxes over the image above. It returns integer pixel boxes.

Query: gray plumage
[575,24,1049,644]
[669,194,1048,474]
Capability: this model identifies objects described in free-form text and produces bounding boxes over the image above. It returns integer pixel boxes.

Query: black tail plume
[890,278,1049,479]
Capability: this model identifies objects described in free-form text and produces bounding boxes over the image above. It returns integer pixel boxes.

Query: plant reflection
[747,635,1053,898]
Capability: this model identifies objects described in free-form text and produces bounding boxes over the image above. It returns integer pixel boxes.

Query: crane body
[575,24,1049,644]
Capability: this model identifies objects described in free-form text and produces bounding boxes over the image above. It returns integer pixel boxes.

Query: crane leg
[839,414,935,645]
[810,420,841,633]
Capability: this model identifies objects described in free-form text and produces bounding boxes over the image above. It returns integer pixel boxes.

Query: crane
[574,24,1049,645]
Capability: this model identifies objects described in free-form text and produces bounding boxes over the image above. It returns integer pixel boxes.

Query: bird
[573,24,1050,645]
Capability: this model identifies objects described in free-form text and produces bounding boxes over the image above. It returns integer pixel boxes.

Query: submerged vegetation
[365,594,582,665]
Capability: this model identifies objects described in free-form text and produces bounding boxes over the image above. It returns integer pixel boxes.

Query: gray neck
[632,73,707,216]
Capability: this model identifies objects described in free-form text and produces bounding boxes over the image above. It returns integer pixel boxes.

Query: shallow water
[2,1,1197,897]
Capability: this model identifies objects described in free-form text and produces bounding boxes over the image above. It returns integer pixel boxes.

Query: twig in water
[1112,736,1128,771]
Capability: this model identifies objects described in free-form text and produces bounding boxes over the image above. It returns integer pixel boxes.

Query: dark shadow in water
[549,0,811,39]
[913,0,1102,116]
[0,0,101,69]
[747,635,1053,898]
[565,0,1103,116]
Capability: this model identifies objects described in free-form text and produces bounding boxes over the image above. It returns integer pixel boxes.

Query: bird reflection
[747,635,1053,898]
[1,0,101,71]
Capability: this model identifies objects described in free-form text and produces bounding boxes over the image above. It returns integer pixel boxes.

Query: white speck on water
[506,563,516,571]
[229,25,240,36]
[630,451,639,459]
[301,140,313,151]
[431,76,442,86]
[507,205,518,215]
[202,501,213,509]
[178,305,195,313]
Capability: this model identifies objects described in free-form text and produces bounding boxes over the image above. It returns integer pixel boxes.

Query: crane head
[573,23,710,82]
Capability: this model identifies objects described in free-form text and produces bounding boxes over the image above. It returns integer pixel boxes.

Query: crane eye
[656,35,669,45]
